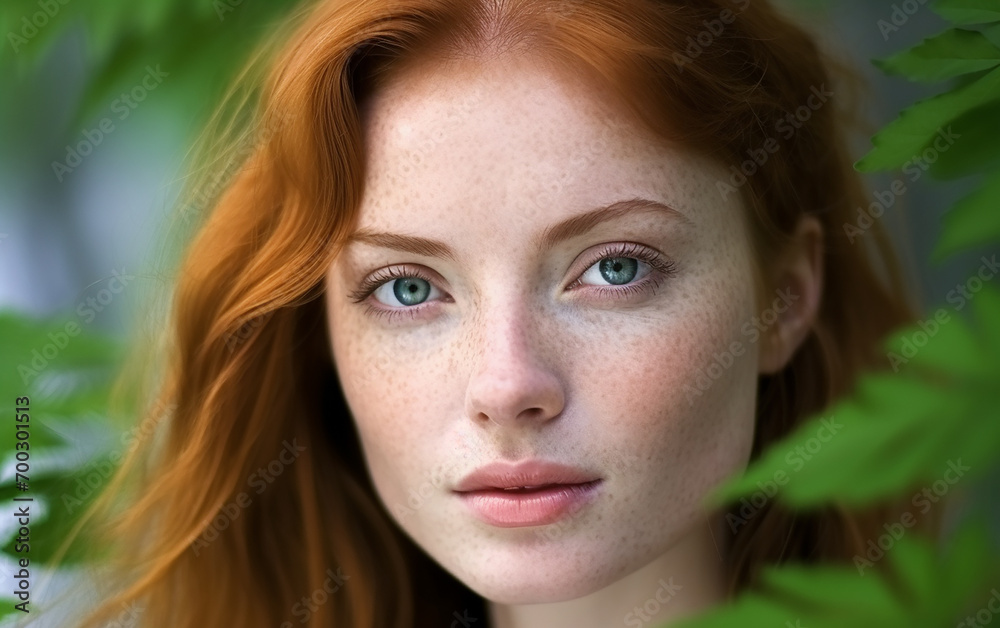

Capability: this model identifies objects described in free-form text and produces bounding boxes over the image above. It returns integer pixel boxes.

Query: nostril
[517,407,547,421]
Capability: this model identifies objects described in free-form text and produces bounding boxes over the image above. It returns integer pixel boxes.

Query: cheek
[327,296,456,510]
[581,272,759,512]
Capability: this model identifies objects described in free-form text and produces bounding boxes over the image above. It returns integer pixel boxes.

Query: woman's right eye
[349,266,437,305]
[348,266,450,322]
[371,276,442,307]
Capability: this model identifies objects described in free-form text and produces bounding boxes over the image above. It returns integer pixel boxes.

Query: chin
[446,536,636,605]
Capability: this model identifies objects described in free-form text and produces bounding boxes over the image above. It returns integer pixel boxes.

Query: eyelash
[568,242,677,298]
[348,242,678,322]
[347,267,444,323]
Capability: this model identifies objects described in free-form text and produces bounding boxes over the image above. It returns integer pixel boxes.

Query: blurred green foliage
[0,313,125,620]
[1,0,311,134]
[676,521,996,628]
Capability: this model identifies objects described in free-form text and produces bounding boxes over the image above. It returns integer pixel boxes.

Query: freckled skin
[325,52,761,626]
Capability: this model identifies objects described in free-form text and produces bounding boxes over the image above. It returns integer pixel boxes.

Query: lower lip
[456,480,602,528]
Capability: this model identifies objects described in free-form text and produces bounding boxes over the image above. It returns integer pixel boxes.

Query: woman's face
[324,53,761,603]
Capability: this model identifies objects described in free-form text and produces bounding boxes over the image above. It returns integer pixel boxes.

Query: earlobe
[758,215,824,375]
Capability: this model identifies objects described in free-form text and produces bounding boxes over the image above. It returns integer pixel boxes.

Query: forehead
[352,52,730,246]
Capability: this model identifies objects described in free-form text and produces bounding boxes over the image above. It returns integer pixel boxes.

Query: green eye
[581,255,646,287]
[362,270,443,309]
[597,258,639,285]
[391,277,432,306]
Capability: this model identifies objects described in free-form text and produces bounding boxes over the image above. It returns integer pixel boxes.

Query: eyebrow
[342,197,691,260]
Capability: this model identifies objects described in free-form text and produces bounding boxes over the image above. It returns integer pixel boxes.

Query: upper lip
[453,459,601,492]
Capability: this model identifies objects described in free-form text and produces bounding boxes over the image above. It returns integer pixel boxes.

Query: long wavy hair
[70,0,922,626]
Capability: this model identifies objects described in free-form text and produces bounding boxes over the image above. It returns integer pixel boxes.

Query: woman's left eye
[580,257,650,286]
[570,242,677,298]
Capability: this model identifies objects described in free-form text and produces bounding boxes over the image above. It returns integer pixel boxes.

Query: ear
[758,215,824,375]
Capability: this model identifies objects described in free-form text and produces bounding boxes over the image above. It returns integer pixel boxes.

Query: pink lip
[453,460,603,528]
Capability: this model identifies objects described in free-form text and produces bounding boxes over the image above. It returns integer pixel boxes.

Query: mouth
[453,460,604,527]
[497,484,574,492]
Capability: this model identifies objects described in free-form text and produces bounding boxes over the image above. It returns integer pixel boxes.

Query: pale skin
[324,50,823,628]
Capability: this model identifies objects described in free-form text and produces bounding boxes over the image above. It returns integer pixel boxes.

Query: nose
[464,301,565,428]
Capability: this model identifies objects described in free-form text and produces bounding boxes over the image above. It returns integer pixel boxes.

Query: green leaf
[133,0,178,37]
[933,0,1000,25]
[933,172,1000,259]
[2,475,107,564]
[711,286,1000,508]
[762,567,898,620]
[79,0,134,70]
[0,310,125,573]
[874,28,1000,82]
[0,602,21,621]
[983,22,1000,47]
[671,519,998,628]
[856,65,1000,172]
[973,282,1000,355]
[926,99,1000,179]
[903,517,996,614]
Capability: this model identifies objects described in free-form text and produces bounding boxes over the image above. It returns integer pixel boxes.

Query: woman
[75,0,919,626]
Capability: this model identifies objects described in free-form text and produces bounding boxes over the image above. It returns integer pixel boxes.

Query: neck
[487,514,730,628]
